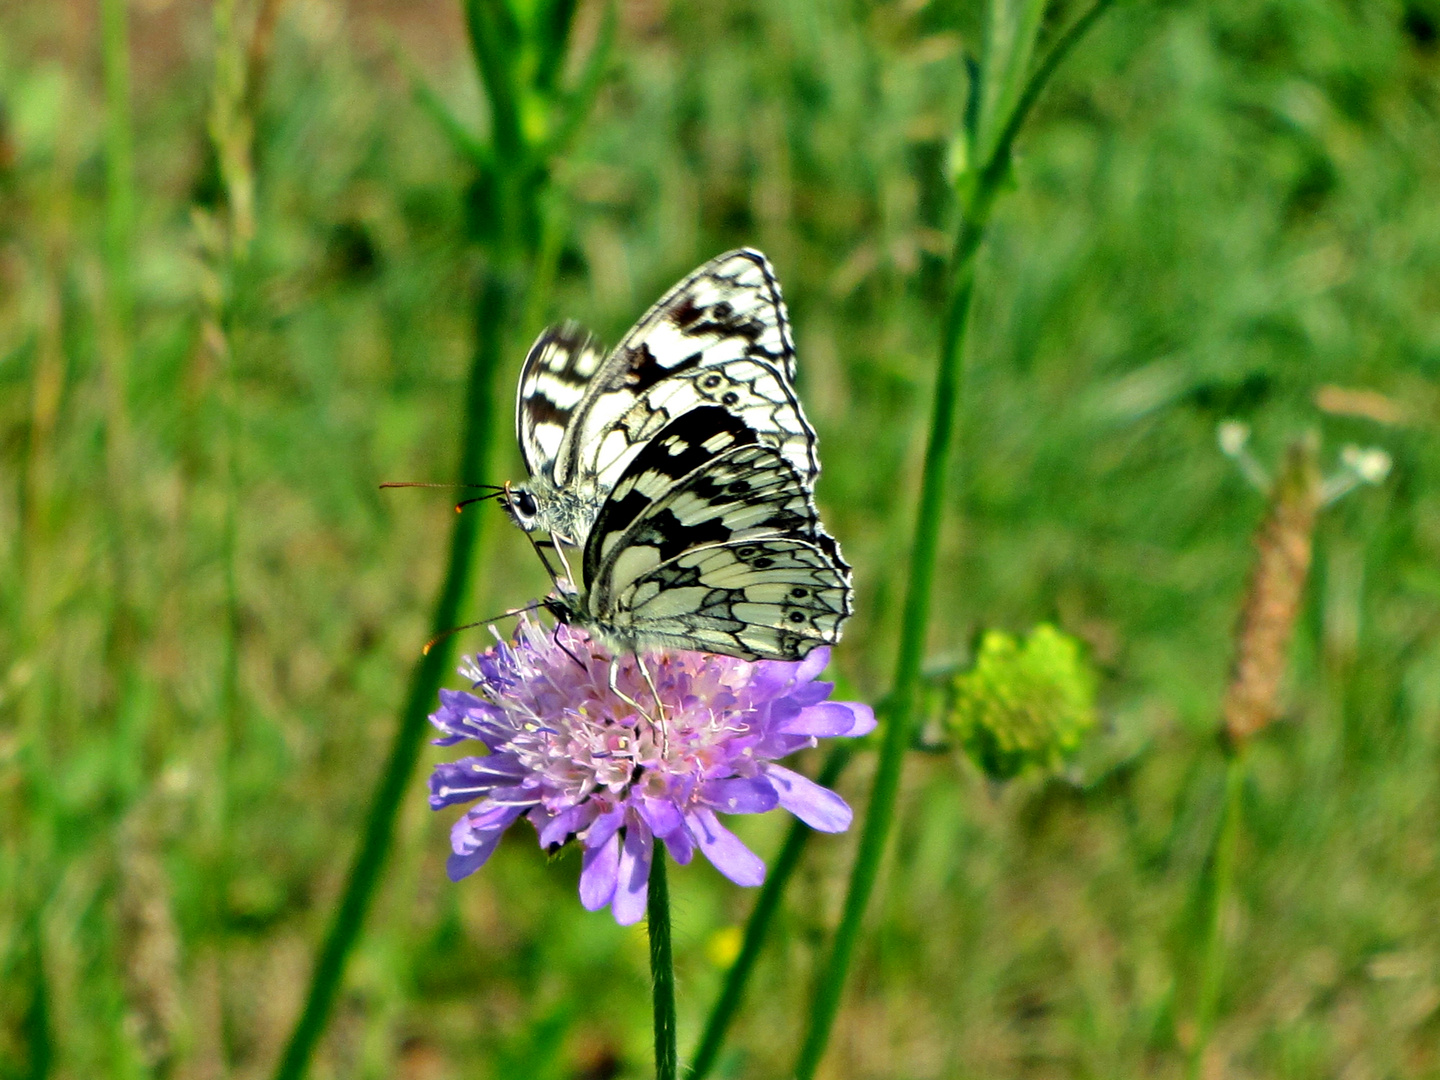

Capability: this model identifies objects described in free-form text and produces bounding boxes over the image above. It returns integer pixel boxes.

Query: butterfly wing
[516,321,607,482]
[552,249,819,496]
[580,406,850,661]
[602,540,850,661]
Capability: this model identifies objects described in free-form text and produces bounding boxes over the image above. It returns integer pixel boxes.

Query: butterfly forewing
[553,250,818,494]
[517,321,607,481]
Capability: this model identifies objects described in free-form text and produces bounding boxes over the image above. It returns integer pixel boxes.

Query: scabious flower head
[947,624,1097,780]
[428,615,875,924]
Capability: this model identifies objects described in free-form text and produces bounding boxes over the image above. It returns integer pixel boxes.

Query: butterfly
[504,249,851,662]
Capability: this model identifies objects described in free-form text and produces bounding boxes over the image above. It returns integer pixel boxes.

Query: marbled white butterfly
[504,249,851,662]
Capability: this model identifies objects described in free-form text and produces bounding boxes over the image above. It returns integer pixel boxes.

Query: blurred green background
[3,0,1440,1076]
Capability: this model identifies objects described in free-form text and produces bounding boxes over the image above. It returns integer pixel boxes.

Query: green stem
[688,746,852,1079]
[793,217,977,1080]
[464,0,523,160]
[649,847,678,1080]
[1188,753,1245,1080]
[269,273,510,1080]
[792,5,1117,1077]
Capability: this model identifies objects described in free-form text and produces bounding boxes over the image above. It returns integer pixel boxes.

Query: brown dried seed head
[1222,436,1322,749]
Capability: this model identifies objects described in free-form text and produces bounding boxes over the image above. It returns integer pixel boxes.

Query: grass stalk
[793,5,1117,1076]
[1186,437,1321,1074]
[99,0,139,699]
[649,848,678,1080]
[687,746,852,1080]
[270,1,606,1071]
[1187,753,1244,1080]
[270,273,510,1080]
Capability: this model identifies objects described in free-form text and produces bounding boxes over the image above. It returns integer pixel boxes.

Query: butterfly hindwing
[603,540,850,662]
[581,406,827,589]
[576,406,848,660]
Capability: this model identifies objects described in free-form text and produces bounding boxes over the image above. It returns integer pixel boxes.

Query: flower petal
[586,806,626,849]
[579,831,620,911]
[700,776,779,815]
[537,801,599,849]
[844,702,877,736]
[431,689,512,748]
[764,764,853,833]
[446,801,524,880]
[777,702,866,737]
[428,755,527,808]
[662,825,695,865]
[792,646,831,685]
[686,808,766,887]
[639,796,685,839]
[612,819,653,925]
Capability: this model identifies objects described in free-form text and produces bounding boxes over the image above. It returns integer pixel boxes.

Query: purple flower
[428,615,875,924]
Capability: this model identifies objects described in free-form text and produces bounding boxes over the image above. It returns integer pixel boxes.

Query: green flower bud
[947,625,1097,780]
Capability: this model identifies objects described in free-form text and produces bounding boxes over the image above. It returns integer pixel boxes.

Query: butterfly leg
[607,656,654,724]
[549,535,579,588]
[634,652,670,756]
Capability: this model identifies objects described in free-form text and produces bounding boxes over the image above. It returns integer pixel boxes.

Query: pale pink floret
[428,615,874,924]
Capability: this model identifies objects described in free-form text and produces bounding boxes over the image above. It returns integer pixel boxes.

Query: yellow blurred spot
[706,925,743,969]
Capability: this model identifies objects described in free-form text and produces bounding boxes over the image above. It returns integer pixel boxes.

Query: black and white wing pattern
[555,248,817,494]
[515,321,606,483]
[575,407,850,661]
[506,249,852,662]
[509,250,819,545]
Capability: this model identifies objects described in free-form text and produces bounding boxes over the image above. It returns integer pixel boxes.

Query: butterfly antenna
[421,602,545,656]
[455,491,505,512]
[380,481,504,491]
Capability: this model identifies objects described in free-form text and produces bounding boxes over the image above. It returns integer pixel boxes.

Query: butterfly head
[502,480,542,531]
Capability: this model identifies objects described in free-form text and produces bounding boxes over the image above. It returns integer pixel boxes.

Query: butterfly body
[507,249,850,662]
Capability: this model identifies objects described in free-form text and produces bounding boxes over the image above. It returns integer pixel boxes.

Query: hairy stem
[688,746,852,1079]
[649,848,678,1080]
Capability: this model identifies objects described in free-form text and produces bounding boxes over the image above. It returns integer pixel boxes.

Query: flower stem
[1188,753,1244,1080]
[270,274,510,1080]
[649,847,678,1080]
[792,5,1117,1077]
[688,746,852,1080]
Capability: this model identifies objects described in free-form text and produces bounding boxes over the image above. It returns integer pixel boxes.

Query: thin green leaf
[401,53,492,171]
[543,0,615,159]
[535,0,580,92]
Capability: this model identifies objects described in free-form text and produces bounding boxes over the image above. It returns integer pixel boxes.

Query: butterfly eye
[512,490,539,519]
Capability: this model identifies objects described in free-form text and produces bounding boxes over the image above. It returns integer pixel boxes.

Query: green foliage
[949,625,1097,778]
[1,0,1438,1076]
